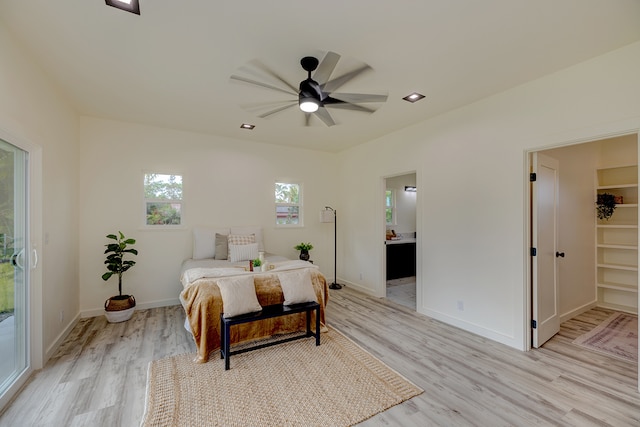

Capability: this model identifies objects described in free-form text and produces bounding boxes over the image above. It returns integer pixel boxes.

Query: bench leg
[220,315,225,360]
[315,308,320,346]
[224,321,231,370]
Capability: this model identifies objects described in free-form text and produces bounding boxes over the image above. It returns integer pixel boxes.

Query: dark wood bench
[220,301,321,370]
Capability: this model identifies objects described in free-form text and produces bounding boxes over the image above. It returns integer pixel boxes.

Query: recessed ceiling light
[402,92,425,103]
[240,123,255,130]
[105,0,140,15]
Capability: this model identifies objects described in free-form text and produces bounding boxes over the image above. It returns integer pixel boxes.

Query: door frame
[524,128,640,391]
[382,171,419,308]
[0,126,43,410]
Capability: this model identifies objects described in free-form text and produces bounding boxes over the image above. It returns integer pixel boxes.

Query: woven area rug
[573,312,638,363]
[141,327,422,427]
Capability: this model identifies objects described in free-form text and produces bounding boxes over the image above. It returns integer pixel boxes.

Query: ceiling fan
[230,51,387,127]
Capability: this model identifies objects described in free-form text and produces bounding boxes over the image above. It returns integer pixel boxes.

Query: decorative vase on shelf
[299,249,310,261]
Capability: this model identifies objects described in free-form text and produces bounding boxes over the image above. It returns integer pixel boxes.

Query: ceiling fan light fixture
[299,97,320,113]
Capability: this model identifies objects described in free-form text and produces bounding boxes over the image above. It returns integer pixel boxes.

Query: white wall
[0,23,79,361]
[337,41,640,350]
[77,117,339,315]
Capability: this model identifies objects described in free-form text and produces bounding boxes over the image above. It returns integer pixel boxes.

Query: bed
[179,226,330,363]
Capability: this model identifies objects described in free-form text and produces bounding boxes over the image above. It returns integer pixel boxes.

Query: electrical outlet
[457,300,464,311]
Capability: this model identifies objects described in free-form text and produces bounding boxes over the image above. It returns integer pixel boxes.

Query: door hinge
[530,173,536,182]
[530,247,537,256]
[532,320,537,329]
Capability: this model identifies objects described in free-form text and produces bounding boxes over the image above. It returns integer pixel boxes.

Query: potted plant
[596,193,617,221]
[102,231,138,323]
[294,242,313,261]
[252,258,263,272]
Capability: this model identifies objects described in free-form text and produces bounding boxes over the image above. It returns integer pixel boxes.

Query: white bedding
[179,253,298,333]
[180,253,290,284]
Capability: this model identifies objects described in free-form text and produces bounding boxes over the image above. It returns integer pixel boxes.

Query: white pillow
[277,269,317,305]
[229,243,259,263]
[227,234,256,259]
[216,275,262,318]
[230,226,264,251]
[192,227,229,260]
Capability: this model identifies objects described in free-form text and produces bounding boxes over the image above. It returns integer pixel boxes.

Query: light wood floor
[0,287,638,426]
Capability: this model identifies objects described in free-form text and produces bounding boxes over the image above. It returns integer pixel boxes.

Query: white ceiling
[2,1,640,152]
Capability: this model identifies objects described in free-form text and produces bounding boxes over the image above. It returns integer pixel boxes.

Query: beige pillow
[227,234,256,259]
[216,275,262,318]
[214,233,229,260]
[277,269,317,305]
[229,243,259,263]
[230,226,265,251]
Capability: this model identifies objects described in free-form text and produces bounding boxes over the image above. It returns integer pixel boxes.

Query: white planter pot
[104,307,135,323]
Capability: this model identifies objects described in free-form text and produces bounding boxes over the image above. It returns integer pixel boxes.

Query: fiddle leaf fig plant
[102,231,138,296]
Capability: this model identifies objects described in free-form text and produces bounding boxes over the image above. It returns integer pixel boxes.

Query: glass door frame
[0,127,42,411]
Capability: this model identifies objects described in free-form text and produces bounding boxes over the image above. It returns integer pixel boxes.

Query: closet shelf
[597,263,638,271]
[597,282,639,292]
[597,243,637,250]
[595,165,638,314]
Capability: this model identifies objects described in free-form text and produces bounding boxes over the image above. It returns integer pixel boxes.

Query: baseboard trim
[336,279,382,297]
[560,300,598,323]
[80,297,181,319]
[45,312,80,362]
[421,307,522,351]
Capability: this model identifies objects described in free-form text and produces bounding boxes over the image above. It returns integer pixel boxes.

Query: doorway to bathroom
[384,172,417,309]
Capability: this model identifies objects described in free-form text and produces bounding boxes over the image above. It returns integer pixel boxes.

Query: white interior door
[532,152,561,348]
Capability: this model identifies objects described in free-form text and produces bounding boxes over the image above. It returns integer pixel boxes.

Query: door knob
[556,251,565,258]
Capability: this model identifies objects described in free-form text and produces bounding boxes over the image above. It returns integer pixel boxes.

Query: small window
[385,189,396,225]
[275,182,302,226]
[144,173,183,226]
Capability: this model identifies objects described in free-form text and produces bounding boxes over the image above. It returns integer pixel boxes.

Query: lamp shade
[320,209,334,223]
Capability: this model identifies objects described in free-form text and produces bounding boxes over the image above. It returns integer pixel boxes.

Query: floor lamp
[321,206,341,289]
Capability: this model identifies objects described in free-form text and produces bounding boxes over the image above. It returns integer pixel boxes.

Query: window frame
[142,172,185,229]
[385,188,396,226]
[275,181,303,227]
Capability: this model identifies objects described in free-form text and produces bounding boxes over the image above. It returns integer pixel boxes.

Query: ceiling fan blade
[312,51,340,85]
[328,93,388,104]
[257,102,298,118]
[313,107,336,127]
[322,64,372,93]
[250,60,298,93]
[322,95,378,113]
[241,99,295,109]
[325,102,375,113]
[230,74,297,96]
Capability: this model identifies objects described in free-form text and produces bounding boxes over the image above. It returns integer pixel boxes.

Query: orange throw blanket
[181,269,329,363]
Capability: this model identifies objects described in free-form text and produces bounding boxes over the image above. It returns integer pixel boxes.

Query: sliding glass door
[0,138,28,403]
